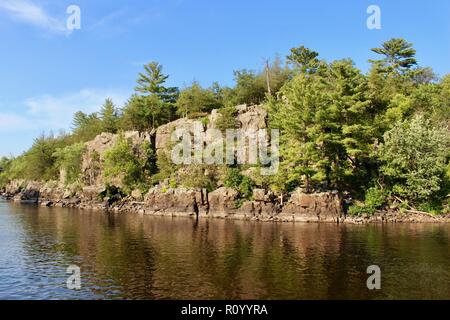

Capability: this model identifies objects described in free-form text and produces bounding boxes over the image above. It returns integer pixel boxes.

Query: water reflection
[0,200,449,299]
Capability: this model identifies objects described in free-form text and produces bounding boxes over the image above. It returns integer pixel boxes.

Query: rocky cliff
[9,103,441,224]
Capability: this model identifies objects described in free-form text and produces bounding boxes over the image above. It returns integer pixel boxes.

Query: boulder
[280,190,343,222]
[144,187,203,216]
[238,201,279,218]
[236,104,267,132]
[207,109,222,130]
[155,118,204,151]
[131,189,143,201]
[252,188,274,202]
[208,187,239,215]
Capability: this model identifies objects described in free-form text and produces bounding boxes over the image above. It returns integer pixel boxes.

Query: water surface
[0,199,449,299]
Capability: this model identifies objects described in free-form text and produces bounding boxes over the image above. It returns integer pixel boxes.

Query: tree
[370,38,417,76]
[121,94,169,132]
[72,111,103,142]
[53,142,86,185]
[124,61,178,131]
[231,69,267,105]
[379,115,449,205]
[99,98,119,133]
[287,45,320,74]
[135,61,179,103]
[22,134,64,181]
[176,82,222,118]
[439,75,450,123]
[268,59,375,192]
[268,71,330,192]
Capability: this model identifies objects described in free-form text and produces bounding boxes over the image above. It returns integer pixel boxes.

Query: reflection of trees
[8,202,450,300]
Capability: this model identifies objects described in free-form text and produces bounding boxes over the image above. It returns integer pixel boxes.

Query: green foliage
[121,95,172,131]
[53,142,86,185]
[215,106,239,132]
[135,61,179,103]
[103,134,154,194]
[379,115,449,205]
[0,157,12,188]
[99,98,119,133]
[223,58,291,106]
[176,82,223,118]
[349,187,386,216]
[72,111,103,142]
[17,134,71,181]
[287,46,320,74]
[178,165,218,191]
[122,62,179,132]
[231,69,267,106]
[370,38,417,76]
[223,168,255,199]
[153,150,178,184]
[269,59,375,193]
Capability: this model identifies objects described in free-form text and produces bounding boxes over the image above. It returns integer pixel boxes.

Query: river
[0,198,449,300]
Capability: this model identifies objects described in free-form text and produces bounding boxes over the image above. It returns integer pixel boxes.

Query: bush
[349,186,386,216]
[365,187,386,210]
[178,165,218,191]
[379,115,449,206]
[53,143,86,185]
[223,168,255,199]
[103,134,154,194]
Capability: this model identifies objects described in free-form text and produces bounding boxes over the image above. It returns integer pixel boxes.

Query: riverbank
[2,181,449,224]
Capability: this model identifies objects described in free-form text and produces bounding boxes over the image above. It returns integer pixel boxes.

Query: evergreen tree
[100,98,119,133]
[121,94,169,132]
[135,61,179,103]
[287,46,321,74]
[176,82,222,118]
[370,38,417,76]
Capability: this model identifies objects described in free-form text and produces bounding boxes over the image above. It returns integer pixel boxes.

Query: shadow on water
[0,200,449,299]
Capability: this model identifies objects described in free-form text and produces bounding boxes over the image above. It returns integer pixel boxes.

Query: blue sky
[1,0,450,157]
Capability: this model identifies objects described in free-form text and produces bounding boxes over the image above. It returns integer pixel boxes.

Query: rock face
[155,118,203,152]
[208,187,239,216]
[236,104,267,132]
[12,181,42,203]
[237,189,279,219]
[3,179,450,223]
[0,103,345,222]
[143,187,206,217]
[279,190,343,222]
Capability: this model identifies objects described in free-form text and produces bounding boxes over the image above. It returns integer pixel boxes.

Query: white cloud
[0,0,67,34]
[0,88,128,134]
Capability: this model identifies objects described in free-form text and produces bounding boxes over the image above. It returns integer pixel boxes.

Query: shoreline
[2,190,449,225]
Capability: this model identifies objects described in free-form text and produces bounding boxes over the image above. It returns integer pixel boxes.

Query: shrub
[223,168,255,199]
[103,134,154,194]
[53,143,86,185]
[349,186,386,216]
[379,115,449,206]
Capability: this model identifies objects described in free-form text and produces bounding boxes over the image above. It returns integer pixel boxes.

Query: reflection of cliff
[7,203,450,299]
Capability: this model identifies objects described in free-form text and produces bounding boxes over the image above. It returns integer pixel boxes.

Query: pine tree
[100,98,119,133]
[135,61,179,103]
[370,38,417,76]
[287,46,320,74]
